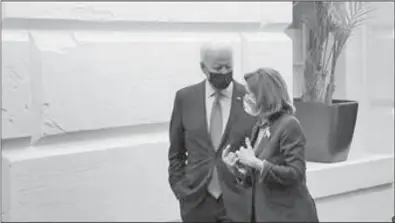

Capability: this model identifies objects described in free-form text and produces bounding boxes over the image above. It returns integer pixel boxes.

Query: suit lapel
[250,123,260,146]
[196,81,212,146]
[255,133,270,158]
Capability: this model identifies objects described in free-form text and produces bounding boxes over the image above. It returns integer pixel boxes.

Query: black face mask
[208,71,233,90]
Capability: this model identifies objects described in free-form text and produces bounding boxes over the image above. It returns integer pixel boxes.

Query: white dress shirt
[205,80,233,135]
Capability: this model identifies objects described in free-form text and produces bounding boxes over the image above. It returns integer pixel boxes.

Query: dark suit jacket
[237,113,319,222]
[168,80,256,221]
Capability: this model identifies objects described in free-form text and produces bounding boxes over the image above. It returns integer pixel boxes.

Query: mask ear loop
[242,94,261,117]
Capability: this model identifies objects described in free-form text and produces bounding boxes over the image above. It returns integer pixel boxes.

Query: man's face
[201,48,233,76]
[200,46,234,90]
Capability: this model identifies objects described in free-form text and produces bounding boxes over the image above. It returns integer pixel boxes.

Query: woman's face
[243,86,261,116]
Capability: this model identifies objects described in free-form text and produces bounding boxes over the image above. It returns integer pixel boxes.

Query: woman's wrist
[251,158,264,171]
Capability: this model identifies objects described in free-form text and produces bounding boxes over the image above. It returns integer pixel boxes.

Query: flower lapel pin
[263,127,271,138]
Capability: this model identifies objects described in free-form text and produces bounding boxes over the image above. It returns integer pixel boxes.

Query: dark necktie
[207,91,223,199]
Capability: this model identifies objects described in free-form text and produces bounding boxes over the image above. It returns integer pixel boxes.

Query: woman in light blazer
[222,67,319,222]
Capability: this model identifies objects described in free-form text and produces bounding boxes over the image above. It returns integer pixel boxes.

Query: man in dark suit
[168,42,256,222]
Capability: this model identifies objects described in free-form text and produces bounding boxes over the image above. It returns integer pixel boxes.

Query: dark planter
[293,99,359,163]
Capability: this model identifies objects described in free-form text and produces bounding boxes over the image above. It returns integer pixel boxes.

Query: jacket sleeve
[168,91,188,199]
[258,118,306,186]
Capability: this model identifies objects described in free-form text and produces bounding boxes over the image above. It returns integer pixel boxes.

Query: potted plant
[292,2,374,163]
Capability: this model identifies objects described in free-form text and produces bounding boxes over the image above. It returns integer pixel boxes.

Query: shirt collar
[205,79,234,99]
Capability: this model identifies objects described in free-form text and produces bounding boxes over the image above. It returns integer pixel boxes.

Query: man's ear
[200,62,205,71]
[200,62,208,76]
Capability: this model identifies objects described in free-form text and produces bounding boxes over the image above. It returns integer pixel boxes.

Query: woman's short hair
[244,67,295,119]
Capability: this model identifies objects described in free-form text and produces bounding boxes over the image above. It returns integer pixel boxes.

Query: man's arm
[168,91,188,200]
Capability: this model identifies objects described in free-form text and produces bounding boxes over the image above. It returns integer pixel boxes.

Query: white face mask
[243,93,261,116]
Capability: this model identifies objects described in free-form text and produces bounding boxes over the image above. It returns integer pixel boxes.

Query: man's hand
[222,144,239,172]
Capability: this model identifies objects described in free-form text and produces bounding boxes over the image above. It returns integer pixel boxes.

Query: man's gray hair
[200,41,233,62]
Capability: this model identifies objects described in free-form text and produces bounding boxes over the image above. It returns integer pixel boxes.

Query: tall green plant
[297,2,374,104]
